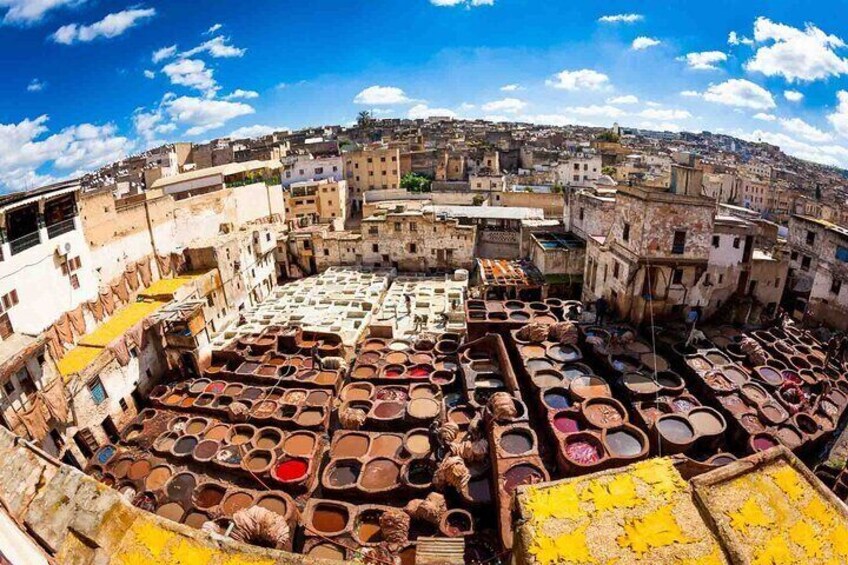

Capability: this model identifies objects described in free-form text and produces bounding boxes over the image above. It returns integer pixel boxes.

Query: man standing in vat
[311,343,322,370]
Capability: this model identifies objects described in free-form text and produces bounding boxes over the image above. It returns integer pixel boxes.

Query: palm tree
[357,111,374,128]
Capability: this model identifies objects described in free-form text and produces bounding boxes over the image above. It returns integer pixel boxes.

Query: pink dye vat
[565,440,602,464]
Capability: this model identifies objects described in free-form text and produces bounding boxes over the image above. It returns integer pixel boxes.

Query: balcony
[9,231,41,255]
[47,217,76,239]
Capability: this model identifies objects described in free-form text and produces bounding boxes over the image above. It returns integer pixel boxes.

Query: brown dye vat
[499,430,533,455]
[244,449,275,473]
[356,510,384,543]
[127,460,152,481]
[385,351,409,365]
[360,459,400,490]
[371,434,403,457]
[242,387,263,400]
[520,345,546,358]
[622,372,661,396]
[405,431,431,456]
[173,436,199,457]
[156,502,185,522]
[724,367,749,386]
[583,398,626,429]
[307,543,345,560]
[375,387,408,402]
[353,365,377,379]
[688,408,726,436]
[360,351,381,365]
[363,339,387,352]
[741,383,769,404]
[326,461,361,487]
[223,384,243,396]
[334,434,369,458]
[312,504,349,534]
[194,483,226,509]
[656,415,695,453]
[257,494,289,517]
[163,394,182,406]
[570,376,610,400]
[441,509,473,537]
[222,491,254,515]
[373,401,404,419]
[307,390,330,405]
[184,418,208,436]
[228,425,255,445]
[756,366,784,386]
[604,428,645,458]
[112,458,133,479]
[448,407,476,426]
[776,425,803,449]
[253,400,278,419]
[411,352,434,365]
[284,433,316,457]
[284,390,307,405]
[179,396,196,408]
[532,370,564,389]
[408,398,440,420]
[194,394,213,407]
[166,473,197,502]
[145,465,172,491]
[296,409,324,427]
[503,463,545,494]
[183,511,209,529]
[739,413,766,433]
[315,371,339,386]
[204,425,228,441]
[255,429,282,449]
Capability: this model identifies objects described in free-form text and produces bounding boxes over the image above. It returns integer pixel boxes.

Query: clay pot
[655,414,696,454]
[688,407,727,438]
[192,439,220,463]
[171,435,200,459]
[359,458,403,492]
[323,460,362,490]
[308,502,351,536]
[749,432,780,453]
[242,448,276,475]
[562,432,606,468]
[602,425,648,460]
[227,424,256,446]
[440,509,474,537]
[582,397,627,429]
[569,375,611,401]
[193,482,226,510]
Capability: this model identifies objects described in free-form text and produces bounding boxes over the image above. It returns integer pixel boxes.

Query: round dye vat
[183,511,209,529]
[172,436,198,456]
[622,372,660,396]
[405,431,431,455]
[145,465,172,491]
[383,365,405,379]
[327,462,360,487]
[527,358,555,374]
[374,401,404,419]
[443,510,473,537]
[408,365,432,378]
[724,367,749,386]
[510,311,531,321]
[343,385,372,402]
[547,344,580,362]
[255,430,282,450]
[543,390,570,410]
[583,399,625,429]
[385,351,408,365]
[739,413,766,434]
[284,433,316,457]
[253,401,278,419]
[228,426,255,446]
[499,430,533,455]
[296,409,324,427]
[126,460,152,481]
[605,429,644,458]
[307,390,330,405]
[532,370,564,389]
[334,434,369,458]
[756,366,784,386]
[553,412,582,434]
[163,394,182,405]
[193,440,220,461]
[315,371,339,386]
[408,398,440,420]
[657,372,684,390]
[389,341,411,352]
[656,416,695,444]
[222,491,254,515]
[410,386,437,400]
[411,353,434,365]
[371,434,403,457]
[242,387,262,400]
[193,484,225,509]
[741,383,769,403]
[204,425,228,441]
[503,464,545,494]
[406,459,435,486]
[112,458,133,478]
[311,504,349,534]
[776,426,803,449]
[205,382,226,394]
[761,403,789,424]
[156,502,185,522]
[671,397,697,413]
[356,511,384,543]
[448,407,476,426]
[257,495,288,517]
[570,376,610,400]
[273,459,309,482]
[375,387,408,402]
[223,384,243,396]
[752,433,779,452]
[564,436,603,465]
[360,351,381,365]
[166,473,197,502]
[244,449,274,473]
[307,543,345,560]
[360,459,400,490]
[521,345,546,359]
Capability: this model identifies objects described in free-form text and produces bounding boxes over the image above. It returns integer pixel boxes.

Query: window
[579,208,584,221]
[832,279,842,295]
[672,268,684,284]
[801,255,811,271]
[394,222,402,232]
[409,243,418,253]
[324,249,329,256]
[733,237,740,249]
[712,235,720,248]
[791,251,798,261]
[88,378,107,405]
[718,273,724,284]
[70,274,80,289]
[806,230,816,245]
[1,290,19,310]
[622,223,630,242]
[837,246,848,263]
[372,244,379,253]
[672,231,686,254]
[119,398,129,411]
[2,380,14,395]
[368,226,378,235]
[613,262,620,279]
[409,222,417,232]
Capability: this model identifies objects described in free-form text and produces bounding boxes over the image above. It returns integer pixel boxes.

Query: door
[102,416,121,444]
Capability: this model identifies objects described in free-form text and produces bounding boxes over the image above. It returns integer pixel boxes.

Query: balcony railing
[9,231,41,255]
[47,217,76,239]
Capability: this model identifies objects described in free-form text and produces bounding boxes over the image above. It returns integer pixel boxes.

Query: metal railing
[47,217,76,239]
[9,231,41,255]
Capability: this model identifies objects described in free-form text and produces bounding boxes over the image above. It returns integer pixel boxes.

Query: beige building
[284,179,348,228]
[344,146,402,212]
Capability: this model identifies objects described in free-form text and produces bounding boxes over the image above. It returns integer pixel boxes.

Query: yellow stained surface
[137,274,200,299]
[78,301,165,348]
[57,345,104,378]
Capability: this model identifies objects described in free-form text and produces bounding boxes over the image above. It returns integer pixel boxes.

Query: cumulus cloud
[680,90,700,97]
[632,36,660,50]
[481,98,526,113]
[745,17,848,82]
[162,58,217,94]
[51,8,155,44]
[152,45,177,63]
[784,90,804,102]
[206,23,222,35]
[739,129,848,168]
[680,51,728,70]
[562,105,626,119]
[0,115,131,191]
[827,90,848,137]
[598,13,643,24]
[354,85,413,105]
[407,104,456,119]
[228,125,286,139]
[143,69,155,79]
[779,117,832,142]
[500,84,522,92]
[164,95,255,136]
[728,31,753,46]
[181,35,245,58]
[702,79,775,110]
[606,95,639,104]
[26,78,45,92]
[0,0,82,24]
[223,89,259,100]
[546,69,610,91]
[753,112,776,121]
[639,108,692,120]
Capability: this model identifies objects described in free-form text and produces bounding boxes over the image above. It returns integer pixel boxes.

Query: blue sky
[2,0,848,191]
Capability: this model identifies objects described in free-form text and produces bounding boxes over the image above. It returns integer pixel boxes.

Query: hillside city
[3,115,848,563]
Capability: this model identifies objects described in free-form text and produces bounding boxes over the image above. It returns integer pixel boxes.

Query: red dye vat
[752,435,778,452]
[408,366,430,378]
[274,459,308,481]
[553,413,581,434]
[205,382,226,394]
[384,367,404,378]
[565,441,601,464]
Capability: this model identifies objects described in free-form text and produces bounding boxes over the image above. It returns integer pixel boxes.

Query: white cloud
[51,8,155,44]
[223,89,259,100]
[206,23,222,35]
[26,78,45,92]
[143,69,155,79]
[481,97,526,113]
[827,90,848,137]
[632,36,660,50]
[429,0,493,6]
[407,104,456,119]
[606,95,639,104]
[639,108,692,120]
[354,85,413,105]
[702,79,775,110]
[745,17,848,82]
[546,69,610,91]
[228,125,286,139]
[562,105,626,118]
[680,51,727,70]
[162,58,217,94]
[152,45,177,63]
[638,121,682,132]
[0,0,81,24]
[500,84,522,92]
[784,90,804,102]
[728,31,753,46]
[753,112,776,121]
[739,129,848,168]
[779,117,832,142]
[598,13,643,24]
[164,96,255,136]
[181,35,245,59]
[0,115,131,190]
[459,102,476,111]
[680,90,700,97]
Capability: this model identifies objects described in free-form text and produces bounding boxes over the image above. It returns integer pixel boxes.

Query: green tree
[357,111,374,128]
[400,172,432,193]
[602,166,617,176]
[551,182,564,194]
[596,131,620,143]
[472,194,486,206]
